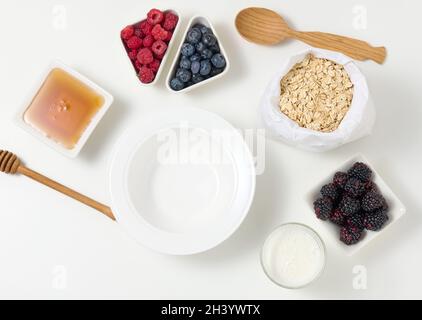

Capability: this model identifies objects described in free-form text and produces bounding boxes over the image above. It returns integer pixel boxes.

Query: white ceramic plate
[15,60,113,158]
[109,108,255,255]
[166,16,230,93]
[307,154,406,256]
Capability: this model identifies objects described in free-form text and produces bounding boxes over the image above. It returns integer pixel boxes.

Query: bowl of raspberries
[167,16,229,92]
[310,155,406,255]
[120,9,180,84]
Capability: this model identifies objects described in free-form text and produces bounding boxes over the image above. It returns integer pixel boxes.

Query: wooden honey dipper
[0,150,115,220]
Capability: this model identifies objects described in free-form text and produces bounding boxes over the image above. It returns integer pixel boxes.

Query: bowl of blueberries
[167,16,229,92]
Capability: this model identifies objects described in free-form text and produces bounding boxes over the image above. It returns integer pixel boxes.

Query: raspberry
[126,36,143,49]
[147,9,164,25]
[313,197,333,221]
[134,60,142,71]
[329,209,345,226]
[134,28,143,38]
[155,52,165,60]
[344,178,366,198]
[151,40,167,56]
[139,66,155,84]
[139,21,153,35]
[137,48,153,65]
[152,24,168,41]
[128,49,138,61]
[333,172,348,189]
[149,59,161,73]
[165,30,173,42]
[143,34,154,47]
[121,25,134,40]
[163,12,178,31]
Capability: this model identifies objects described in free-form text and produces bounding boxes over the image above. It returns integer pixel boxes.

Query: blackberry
[364,210,389,231]
[313,197,333,221]
[339,195,360,216]
[348,162,372,182]
[333,172,348,189]
[320,183,339,201]
[362,191,386,212]
[365,180,379,193]
[344,178,366,198]
[329,209,345,226]
[340,226,363,245]
[346,214,364,231]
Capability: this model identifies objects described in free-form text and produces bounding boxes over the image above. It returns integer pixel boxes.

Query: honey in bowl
[23,68,105,150]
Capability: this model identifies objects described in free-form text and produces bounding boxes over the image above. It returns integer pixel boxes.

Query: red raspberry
[143,34,154,47]
[139,66,155,84]
[126,36,143,49]
[149,59,161,73]
[147,9,164,25]
[137,48,153,65]
[121,25,134,40]
[135,60,142,71]
[165,31,173,42]
[139,21,153,35]
[155,52,165,60]
[134,28,143,38]
[151,40,167,56]
[128,49,138,61]
[163,12,178,31]
[151,24,168,41]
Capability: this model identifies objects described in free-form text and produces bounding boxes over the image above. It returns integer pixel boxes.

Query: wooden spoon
[235,7,386,64]
[0,150,115,221]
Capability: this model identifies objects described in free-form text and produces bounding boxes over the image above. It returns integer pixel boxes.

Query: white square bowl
[166,15,230,93]
[120,9,182,86]
[306,154,406,256]
[15,60,114,158]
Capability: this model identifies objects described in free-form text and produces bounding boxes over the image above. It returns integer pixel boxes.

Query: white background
[0,0,421,299]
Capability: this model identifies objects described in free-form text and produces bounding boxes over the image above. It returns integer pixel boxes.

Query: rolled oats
[279,54,354,133]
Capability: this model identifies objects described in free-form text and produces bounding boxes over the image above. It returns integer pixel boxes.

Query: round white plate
[109,108,256,255]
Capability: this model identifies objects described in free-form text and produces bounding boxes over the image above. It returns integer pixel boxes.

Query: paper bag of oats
[260,47,375,152]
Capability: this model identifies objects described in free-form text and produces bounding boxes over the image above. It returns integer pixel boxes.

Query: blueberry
[179,57,191,70]
[190,53,201,62]
[210,68,224,77]
[202,33,217,46]
[170,78,184,91]
[186,28,202,44]
[208,44,220,53]
[194,24,211,35]
[199,60,212,76]
[192,74,204,84]
[176,68,192,83]
[181,43,195,57]
[201,49,213,60]
[211,53,226,69]
[191,61,200,74]
[195,42,207,53]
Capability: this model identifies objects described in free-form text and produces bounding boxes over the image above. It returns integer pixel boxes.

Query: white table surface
[1,0,421,300]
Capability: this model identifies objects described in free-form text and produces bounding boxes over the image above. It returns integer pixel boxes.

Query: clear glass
[260,223,326,289]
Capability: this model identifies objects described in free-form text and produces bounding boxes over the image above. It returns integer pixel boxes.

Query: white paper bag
[260,48,375,152]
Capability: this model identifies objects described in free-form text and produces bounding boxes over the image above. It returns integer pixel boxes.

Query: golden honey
[23,68,104,149]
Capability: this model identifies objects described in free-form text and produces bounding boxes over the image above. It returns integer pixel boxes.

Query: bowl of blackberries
[167,16,229,92]
[309,155,406,255]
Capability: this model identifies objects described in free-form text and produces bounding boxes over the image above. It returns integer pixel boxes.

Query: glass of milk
[261,223,326,289]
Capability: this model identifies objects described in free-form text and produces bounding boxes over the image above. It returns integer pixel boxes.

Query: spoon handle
[291,31,386,64]
[17,165,115,221]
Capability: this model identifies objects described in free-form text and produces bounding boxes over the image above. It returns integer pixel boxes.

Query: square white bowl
[166,16,230,93]
[306,154,406,256]
[15,60,114,158]
[121,9,182,86]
